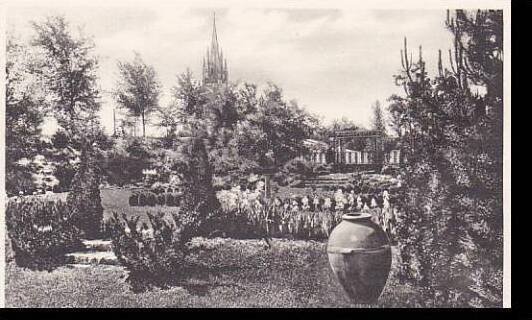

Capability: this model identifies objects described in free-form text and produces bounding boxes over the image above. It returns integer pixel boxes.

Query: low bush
[6,197,82,270]
[138,193,147,206]
[146,192,157,207]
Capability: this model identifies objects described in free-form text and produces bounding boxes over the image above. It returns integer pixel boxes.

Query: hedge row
[129,191,183,207]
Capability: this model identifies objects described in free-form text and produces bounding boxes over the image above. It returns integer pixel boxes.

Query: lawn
[5,237,425,308]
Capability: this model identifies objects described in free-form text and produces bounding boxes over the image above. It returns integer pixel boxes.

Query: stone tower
[202,12,228,86]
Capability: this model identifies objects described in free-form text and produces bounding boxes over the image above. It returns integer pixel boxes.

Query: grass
[5,237,425,308]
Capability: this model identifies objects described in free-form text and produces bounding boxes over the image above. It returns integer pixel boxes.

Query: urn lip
[341,213,372,221]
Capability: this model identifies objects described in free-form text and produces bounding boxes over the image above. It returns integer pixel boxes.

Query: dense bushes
[6,197,82,270]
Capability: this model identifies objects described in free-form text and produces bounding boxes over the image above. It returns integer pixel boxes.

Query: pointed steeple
[211,12,218,52]
[203,11,228,86]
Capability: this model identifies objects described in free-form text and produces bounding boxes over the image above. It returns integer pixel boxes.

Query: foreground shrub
[6,197,82,270]
[109,202,213,292]
[108,211,184,291]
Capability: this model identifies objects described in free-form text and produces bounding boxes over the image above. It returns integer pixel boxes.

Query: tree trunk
[142,111,146,137]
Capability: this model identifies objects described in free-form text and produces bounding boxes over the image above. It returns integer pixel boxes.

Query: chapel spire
[203,12,228,86]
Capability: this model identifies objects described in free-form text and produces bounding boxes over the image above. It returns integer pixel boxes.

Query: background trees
[5,35,48,195]
[371,100,387,136]
[168,74,318,177]
[390,10,503,307]
[114,53,162,138]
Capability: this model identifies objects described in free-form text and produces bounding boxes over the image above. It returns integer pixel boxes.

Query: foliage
[102,136,156,186]
[389,10,503,307]
[31,15,100,140]
[5,34,49,195]
[114,52,161,137]
[67,150,104,239]
[274,158,314,187]
[109,136,220,291]
[173,137,220,229]
[5,167,36,196]
[170,73,319,175]
[108,211,192,292]
[6,197,82,270]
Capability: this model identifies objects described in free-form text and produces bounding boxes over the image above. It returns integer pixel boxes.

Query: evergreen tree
[390,10,503,307]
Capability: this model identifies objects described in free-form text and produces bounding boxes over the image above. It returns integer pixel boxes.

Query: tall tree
[31,15,100,144]
[115,52,161,137]
[390,10,504,307]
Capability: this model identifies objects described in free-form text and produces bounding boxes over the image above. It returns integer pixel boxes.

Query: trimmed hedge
[6,197,83,270]
[128,191,183,207]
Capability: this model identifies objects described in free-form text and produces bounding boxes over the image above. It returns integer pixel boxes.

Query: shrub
[129,193,139,206]
[5,167,35,196]
[6,197,82,270]
[138,193,147,206]
[157,194,166,206]
[103,137,153,186]
[108,211,189,291]
[67,152,104,239]
[67,154,103,238]
[146,192,157,207]
[166,193,175,206]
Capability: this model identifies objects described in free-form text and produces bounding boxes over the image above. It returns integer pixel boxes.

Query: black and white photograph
[1,0,510,308]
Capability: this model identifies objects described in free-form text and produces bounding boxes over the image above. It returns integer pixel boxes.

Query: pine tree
[391,10,503,307]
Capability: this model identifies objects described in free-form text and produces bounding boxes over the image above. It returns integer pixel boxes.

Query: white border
[0,0,511,309]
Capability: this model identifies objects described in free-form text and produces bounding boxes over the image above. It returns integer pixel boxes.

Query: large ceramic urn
[327,212,391,304]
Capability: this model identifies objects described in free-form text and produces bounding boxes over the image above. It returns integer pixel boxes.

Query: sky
[6,3,455,135]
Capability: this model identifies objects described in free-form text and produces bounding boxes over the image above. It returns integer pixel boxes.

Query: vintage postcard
[0,0,511,308]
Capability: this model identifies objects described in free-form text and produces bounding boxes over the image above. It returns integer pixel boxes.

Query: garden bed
[6,237,425,308]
